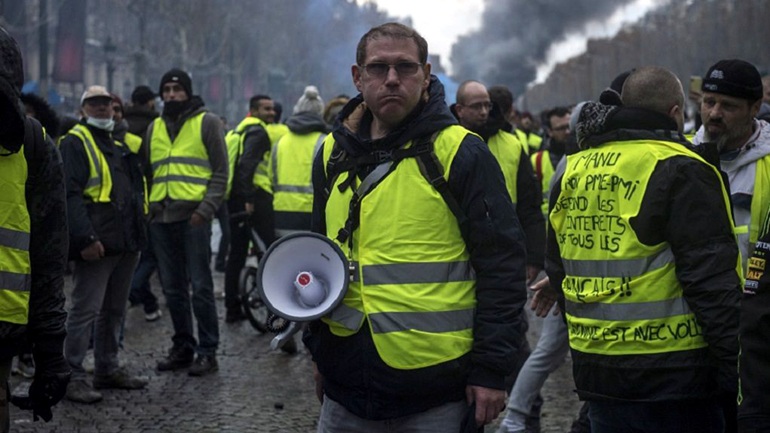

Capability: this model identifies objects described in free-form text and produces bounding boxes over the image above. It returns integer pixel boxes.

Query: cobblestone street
[8,259,582,432]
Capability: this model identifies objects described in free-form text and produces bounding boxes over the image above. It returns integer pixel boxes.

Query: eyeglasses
[461,101,493,111]
[360,62,423,78]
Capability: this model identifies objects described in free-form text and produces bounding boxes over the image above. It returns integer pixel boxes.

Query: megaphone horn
[257,232,349,322]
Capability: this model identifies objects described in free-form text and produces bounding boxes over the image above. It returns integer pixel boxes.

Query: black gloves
[10,370,70,422]
[11,347,71,422]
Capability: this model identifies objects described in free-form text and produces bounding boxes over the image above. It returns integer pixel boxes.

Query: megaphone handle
[270,321,304,350]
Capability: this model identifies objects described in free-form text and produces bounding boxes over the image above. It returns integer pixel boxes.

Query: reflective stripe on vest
[271,132,325,214]
[550,139,735,356]
[226,117,267,198]
[254,123,290,194]
[487,130,522,204]
[149,113,210,202]
[0,144,31,324]
[321,125,476,370]
[67,125,114,203]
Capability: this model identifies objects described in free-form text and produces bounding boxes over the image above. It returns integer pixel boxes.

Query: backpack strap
[413,131,467,229]
[326,131,468,245]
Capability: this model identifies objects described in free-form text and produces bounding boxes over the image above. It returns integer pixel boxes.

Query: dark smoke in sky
[450,0,636,96]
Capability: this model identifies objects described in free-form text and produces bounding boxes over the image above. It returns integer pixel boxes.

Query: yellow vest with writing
[322,125,476,370]
[550,139,734,356]
[487,130,522,204]
[0,144,31,324]
[149,113,210,202]
[271,131,325,216]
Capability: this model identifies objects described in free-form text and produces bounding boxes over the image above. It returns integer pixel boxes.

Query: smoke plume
[450,0,636,96]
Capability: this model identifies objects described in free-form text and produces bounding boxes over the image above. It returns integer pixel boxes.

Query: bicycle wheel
[238,265,269,332]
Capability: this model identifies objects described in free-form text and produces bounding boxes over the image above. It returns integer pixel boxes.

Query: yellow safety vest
[740,155,770,253]
[252,123,287,195]
[515,129,542,153]
[321,125,476,370]
[123,132,143,154]
[487,130,523,204]
[149,113,210,202]
[66,124,117,203]
[225,117,267,198]
[0,143,31,325]
[531,150,556,216]
[270,130,325,230]
[265,123,289,145]
[550,139,735,356]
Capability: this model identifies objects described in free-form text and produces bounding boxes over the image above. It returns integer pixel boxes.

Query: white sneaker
[145,309,163,322]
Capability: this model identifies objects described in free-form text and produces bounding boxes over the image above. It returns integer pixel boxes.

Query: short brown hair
[355,22,428,66]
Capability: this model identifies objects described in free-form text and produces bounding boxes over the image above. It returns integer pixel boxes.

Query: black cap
[702,59,762,101]
[159,68,193,98]
[131,85,156,104]
[599,69,635,106]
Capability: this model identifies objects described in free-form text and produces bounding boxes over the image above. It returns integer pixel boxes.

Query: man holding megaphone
[300,22,529,432]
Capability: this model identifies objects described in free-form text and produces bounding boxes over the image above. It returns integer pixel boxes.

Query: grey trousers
[317,397,468,433]
[64,252,139,379]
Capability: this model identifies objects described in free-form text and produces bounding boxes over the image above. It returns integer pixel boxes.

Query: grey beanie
[293,85,325,116]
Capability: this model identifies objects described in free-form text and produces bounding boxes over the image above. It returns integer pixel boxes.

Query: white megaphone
[257,232,349,350]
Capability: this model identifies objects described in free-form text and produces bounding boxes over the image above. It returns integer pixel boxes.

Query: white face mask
[86,117,115,132]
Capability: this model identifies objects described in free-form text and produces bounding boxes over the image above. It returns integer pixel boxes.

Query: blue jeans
[589,398,724,433]
[151,221,219,356]
[215,203,230,270]
[500,305,569,432]
[128,237,159,314]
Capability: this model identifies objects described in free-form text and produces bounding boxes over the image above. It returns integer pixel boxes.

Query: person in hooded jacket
[269,85,328,237]
[692,59,770,272]
[0,26,70,430]
[304,22,528,431]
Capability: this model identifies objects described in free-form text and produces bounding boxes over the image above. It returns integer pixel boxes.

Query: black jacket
[231,120,270,203]
[304,76,528,420]
[546,103,741,402]
[0,118,69,369]
[739,226,770,431]
[60,121,147,259]
[474,107,545,269]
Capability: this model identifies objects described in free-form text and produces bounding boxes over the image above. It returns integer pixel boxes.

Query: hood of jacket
[331,75,457,157]
[693,119,770,172]
[124,105,159,135]
[0,27,26,153]
[286,111,328,135]
[575,101,687,150]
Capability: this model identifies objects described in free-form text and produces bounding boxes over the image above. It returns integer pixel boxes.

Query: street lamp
[104,36,117,92]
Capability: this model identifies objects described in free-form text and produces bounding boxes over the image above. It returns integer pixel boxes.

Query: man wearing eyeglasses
[305,22,528,431]
[454,80,544,285]
[530,106,572,217]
